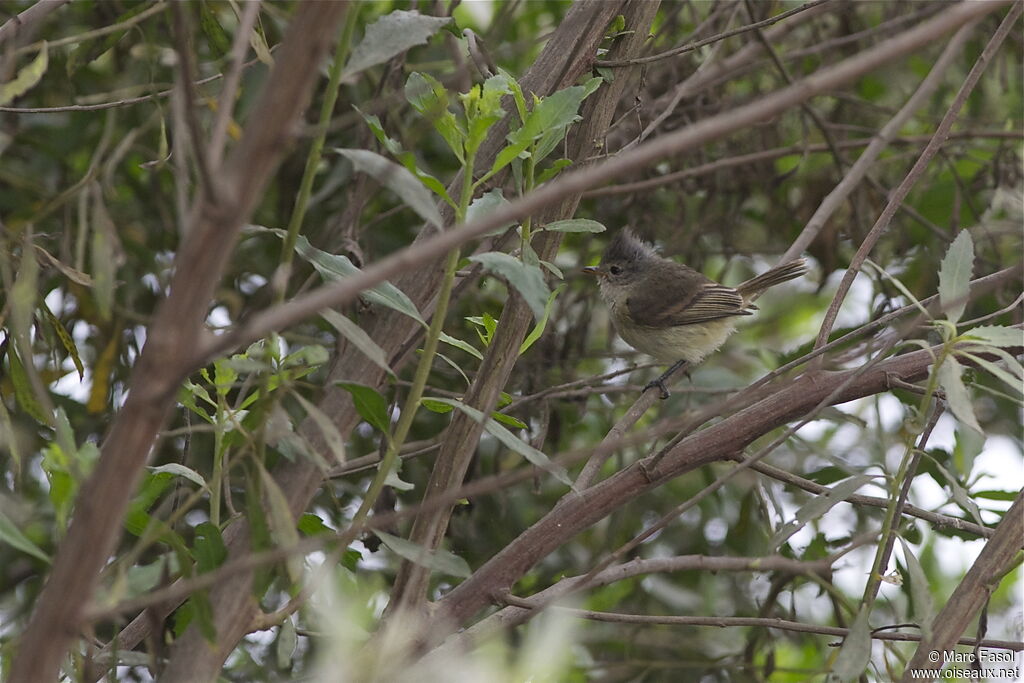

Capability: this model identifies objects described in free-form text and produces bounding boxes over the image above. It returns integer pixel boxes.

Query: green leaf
[285,233,424,326]
[6,345,49,425]
[936,355,982,434]
[0,41,48,105]
[542,218,606,233]
[298,513,333,536]
[466,188,516,236]
[336,148,444,229]
[276,615,298,670]
[335,382,391,434]
[258,464,303,582]
[193,522,227,574]
[469,252,550,320]
[40,299,84,380]
[148,463,207,489]
[357,107,456,204]
[439,332,483,360]
[520,285,563,354]
[420,398,455,414]
[344,11,452,80]
[425,397,572,487]
[831,607,871,680]
[376,530,471,578]
[490,412,527,429]
[956,350,1024,395]
[0,509,49,563]
[291,392,346,466]
[938,230,974,324]
[898,537,934,642]
[321,309,395,376]
[769,475,877,549]
[962,325,1023,348]
[536,158,572,184]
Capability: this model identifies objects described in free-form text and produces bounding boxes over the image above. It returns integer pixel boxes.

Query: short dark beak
[583,266,605,278]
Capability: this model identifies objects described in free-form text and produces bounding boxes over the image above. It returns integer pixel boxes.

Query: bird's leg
[643,359,689,399]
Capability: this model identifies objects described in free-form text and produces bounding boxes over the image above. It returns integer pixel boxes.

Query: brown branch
[426,338,999,646]
[596,0,833,67]
[0,0,72,47]
[385,0,651,617]
[149,3,634,678]
[903,489,1024,676]
[583,132,1024,198]
[196,0,1009,366]
[208,1,262,169]
[6,4,351,682]
[526,607,1024,651]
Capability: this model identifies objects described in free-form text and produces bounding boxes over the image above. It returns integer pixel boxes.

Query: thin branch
[531,607,1024,652]
[7,5,351,681]
[195,0,1009,366]
[208,1,262,169]
[0,0,75,48]
[584,132,1024,198]
[596,0,834,67]
[780,18,979,263]
[813,2,1022,354]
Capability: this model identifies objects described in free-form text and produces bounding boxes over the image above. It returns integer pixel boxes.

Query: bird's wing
[627,267,751,328]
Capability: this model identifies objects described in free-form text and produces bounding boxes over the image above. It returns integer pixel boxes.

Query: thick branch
[428,342,991,642]
[7,4,350,682]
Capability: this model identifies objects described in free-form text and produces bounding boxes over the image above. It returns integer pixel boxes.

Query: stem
[278,7,359,285]
[860,341,946,610]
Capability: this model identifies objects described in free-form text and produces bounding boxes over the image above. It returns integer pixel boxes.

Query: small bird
[584,228,807,397]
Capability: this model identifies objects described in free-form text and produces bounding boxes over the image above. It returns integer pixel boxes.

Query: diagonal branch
[7,4,350,682]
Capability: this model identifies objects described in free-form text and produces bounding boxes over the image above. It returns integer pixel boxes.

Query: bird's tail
[736,258,807,301]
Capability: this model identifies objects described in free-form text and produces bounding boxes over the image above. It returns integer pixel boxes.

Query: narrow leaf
[0,42,48,105]
[898,537,934,641]
[542,218,606,233]
[336,148,444,229]
[335,382,391,434]
[285,233,424,326]
[439,332,483,360]
[520,285,563,354]
[936,355,982,434]
[426,397,571,487]
[938,230,974,324]
[831,607,872,680]
[0,509,49,563]
[291,392,346,465]
[770,475,876,549]
[321,309,394,376]
[376,530,471,578]
[469,252,550,320]
[466,189,516,236]
[343,11,451,79]
[149,463,207,489]
[258,464,303,582]
[963,325,1023,348]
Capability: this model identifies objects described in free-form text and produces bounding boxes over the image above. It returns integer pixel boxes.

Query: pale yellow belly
[614,317,738,364]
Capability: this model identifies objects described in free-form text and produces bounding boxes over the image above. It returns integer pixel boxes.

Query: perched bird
[584,229,807,397]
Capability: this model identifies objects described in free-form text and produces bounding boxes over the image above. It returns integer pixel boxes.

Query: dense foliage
[0,1,1021,681]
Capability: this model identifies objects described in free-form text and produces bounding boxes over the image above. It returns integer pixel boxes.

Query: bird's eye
[609,265,622,275]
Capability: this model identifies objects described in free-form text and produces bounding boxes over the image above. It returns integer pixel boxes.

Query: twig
[781,18,979,263]
[195,0,1010,366]
[812,2,1022,355]
[596,0,833,67]
[208,1,262,169]
[584,132,1024,198]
